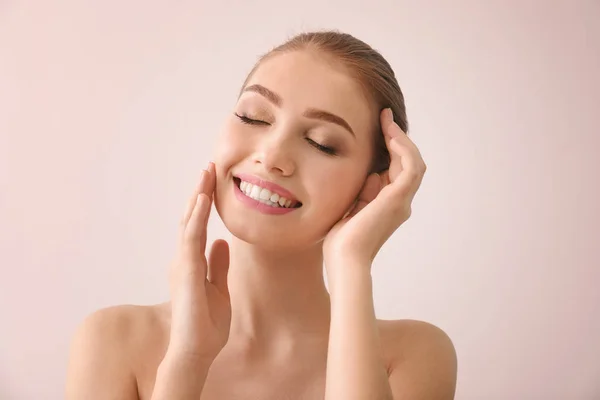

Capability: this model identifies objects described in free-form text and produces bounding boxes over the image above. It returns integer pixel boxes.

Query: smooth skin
[66,50,457,400]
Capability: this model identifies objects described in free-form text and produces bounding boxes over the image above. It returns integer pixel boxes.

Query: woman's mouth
[233,177,302,209]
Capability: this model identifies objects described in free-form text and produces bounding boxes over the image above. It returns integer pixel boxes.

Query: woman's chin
[225,219,302,250]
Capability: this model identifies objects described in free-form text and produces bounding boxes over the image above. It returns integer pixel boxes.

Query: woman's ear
[342,172,382,220]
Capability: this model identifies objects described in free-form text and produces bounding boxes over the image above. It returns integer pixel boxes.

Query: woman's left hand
[323,108,427,271]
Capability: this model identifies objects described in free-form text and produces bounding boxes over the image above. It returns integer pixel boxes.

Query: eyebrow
[242,84,355,138]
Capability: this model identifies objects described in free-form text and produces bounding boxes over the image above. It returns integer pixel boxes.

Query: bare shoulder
[377,319,456,360]
[377,319,457,399]
[65,303,169,400]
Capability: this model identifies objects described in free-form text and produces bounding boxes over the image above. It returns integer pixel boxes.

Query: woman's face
[213,50,377,251]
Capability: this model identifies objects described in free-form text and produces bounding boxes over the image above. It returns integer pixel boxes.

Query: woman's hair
[240,30,408,174]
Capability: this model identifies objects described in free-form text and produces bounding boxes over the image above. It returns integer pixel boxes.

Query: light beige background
[1,1,599,399]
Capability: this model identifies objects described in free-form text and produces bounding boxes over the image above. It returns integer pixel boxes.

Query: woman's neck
[225,235,331,358]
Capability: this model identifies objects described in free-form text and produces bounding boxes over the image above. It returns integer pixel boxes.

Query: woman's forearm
[151,352,214,400]
[325,261,394,400]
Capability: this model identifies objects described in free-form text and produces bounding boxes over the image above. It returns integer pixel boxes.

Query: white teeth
[239,180,296,208]
[259,188,271,200]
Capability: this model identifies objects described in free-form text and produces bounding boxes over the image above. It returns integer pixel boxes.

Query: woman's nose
[252,133,296,176]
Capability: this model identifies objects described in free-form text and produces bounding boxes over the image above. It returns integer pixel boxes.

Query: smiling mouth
[233,177,302,208]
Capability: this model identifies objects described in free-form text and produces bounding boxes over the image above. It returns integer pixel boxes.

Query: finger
[381,108,403,139]
[202,162,217,200]
[382,116,407,182]
[179,170,206,242]
[207,239,230,299]
[388,130,424,170]
[183,192,211,260]
[179,162,217,242]
[202,162,217,222]
[381,109,424,172]
[182,176,203,222]
[388,138,426,197]
[381,110,426,188]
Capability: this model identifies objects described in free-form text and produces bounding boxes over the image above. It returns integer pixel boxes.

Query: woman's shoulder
[74,302,169,342]
[377,318,452,343]
[68,302,170,361]
[377,319,456,366]
[377,318,457,392]
[377,318,455,357]
[66,303,170,399]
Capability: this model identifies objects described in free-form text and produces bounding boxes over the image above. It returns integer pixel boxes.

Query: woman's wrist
[164,343,221,364]
[325,257,372,292]
[151,351,216,400]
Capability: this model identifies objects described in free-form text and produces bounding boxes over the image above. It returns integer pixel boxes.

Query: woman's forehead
[244,51,375,135]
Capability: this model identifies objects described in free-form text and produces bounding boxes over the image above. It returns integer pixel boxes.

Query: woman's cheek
[214,124,247,164]
[315,175,358,217]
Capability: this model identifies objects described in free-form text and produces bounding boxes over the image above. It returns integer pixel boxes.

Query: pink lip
[233,179,299,215]
[233,173,299,202]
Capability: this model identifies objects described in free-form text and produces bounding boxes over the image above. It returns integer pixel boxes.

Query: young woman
[66,31,457,400]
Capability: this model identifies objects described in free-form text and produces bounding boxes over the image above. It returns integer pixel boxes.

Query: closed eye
[235,113,268,126]
[306,138,337,156]
[235,113,337,156]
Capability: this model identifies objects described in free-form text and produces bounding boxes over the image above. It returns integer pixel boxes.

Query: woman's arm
[323,109,456,399]
[324,260,457,400]
[325,263,394,400]
[150,352,214,400]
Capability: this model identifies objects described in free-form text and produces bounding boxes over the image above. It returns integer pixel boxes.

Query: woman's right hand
[167,161,231,361]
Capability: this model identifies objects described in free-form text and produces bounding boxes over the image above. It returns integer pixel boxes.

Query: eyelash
[234,113,338,156]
